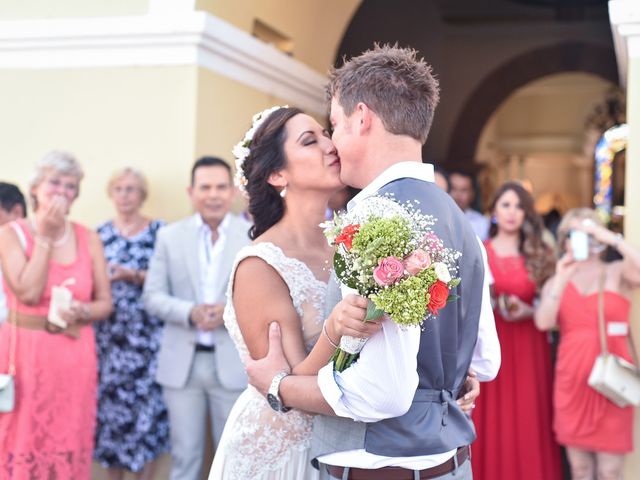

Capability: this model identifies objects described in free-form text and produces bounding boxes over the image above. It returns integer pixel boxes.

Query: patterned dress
[94,220,170,472]
[0,221,97,479]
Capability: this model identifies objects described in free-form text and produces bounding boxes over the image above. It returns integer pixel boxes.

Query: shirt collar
[347,161,435,210]
[195,213,231,235]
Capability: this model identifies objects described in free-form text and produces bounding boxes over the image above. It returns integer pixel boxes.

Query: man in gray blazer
[143,156,251,480]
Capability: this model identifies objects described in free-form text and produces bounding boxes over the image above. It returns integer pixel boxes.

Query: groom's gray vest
[311,178,484,464]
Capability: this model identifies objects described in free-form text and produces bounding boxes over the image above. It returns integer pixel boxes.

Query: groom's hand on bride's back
[327,294,383,341]
[245,322,291,397]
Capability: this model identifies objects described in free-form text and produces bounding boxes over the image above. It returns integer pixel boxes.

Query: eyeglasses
[111,186,140,195]
[46,177,79,194]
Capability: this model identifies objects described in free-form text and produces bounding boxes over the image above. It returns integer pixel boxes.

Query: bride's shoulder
[236,240,284,262]
[232,245,291,298]
[233,241,287,275]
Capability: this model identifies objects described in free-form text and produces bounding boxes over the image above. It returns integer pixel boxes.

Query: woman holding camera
[472,182,561,480]
[536,208,640,480]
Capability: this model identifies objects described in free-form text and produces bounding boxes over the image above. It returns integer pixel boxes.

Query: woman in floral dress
[94,168,169,480]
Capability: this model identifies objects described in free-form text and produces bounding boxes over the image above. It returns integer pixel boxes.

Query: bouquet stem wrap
[331,301,384,372]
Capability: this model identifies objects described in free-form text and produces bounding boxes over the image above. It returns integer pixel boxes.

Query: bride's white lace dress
[208,243,327,480]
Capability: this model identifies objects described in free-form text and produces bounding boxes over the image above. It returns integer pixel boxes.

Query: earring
[280,187,287,198]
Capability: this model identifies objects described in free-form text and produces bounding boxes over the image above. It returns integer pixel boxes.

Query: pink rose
[403,249,432,275]
[373,256,405,287]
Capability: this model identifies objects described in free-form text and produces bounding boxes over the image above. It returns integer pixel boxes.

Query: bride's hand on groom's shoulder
[328,295,383,340]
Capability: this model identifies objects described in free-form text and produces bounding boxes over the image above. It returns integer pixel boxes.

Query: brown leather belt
[326,445,469,480]
[11,311,80,338]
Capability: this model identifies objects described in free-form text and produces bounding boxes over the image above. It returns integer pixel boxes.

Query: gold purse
[587,270,640,407]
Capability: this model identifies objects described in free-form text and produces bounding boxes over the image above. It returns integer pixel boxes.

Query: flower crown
[232,105,288,196]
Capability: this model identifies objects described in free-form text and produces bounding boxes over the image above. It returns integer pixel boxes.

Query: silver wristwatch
[267,371,291,413]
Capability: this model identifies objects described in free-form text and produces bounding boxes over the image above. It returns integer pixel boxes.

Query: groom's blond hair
[326,44,440,144]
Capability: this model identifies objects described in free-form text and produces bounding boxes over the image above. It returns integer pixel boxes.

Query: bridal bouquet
[321,196,461,372]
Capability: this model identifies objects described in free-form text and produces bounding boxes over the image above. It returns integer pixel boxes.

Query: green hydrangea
[351,216,412,262]
[370,268,438,326]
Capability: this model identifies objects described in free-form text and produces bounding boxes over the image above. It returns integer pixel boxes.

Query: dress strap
[9,221,27,251]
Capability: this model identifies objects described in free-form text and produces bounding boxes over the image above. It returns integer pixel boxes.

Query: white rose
[232,144,250,160]
[433,262,451,283]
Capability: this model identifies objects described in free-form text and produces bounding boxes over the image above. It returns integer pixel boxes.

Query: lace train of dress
[208,243,326,480]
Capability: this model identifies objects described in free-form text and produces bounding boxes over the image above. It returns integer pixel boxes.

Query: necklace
[116,217,147,237]
[32,219,70,248]
[53,221,70,247]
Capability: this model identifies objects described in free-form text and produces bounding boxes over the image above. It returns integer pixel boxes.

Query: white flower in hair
[232,105,288,196]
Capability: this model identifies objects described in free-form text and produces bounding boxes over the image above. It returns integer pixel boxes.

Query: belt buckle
[44,321,64,335]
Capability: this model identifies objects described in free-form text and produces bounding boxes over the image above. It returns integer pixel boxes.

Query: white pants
[163,350,241,480]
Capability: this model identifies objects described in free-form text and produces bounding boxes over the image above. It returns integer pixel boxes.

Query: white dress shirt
[465,208,490,241]
[195,213,230,346]
[317,161,501,469]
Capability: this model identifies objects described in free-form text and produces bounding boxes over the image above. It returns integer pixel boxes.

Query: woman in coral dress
[472,182,562,480]
[536,208,640,479]
[0,151,112,479]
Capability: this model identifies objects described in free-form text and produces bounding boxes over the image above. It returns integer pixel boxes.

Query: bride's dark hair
[243,106,303,239]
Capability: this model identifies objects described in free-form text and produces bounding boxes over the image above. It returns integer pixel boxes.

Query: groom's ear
[355,102,373,135]
[267,170,287,189]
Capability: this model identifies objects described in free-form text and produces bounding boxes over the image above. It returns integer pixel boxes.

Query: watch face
[267,393,281,412]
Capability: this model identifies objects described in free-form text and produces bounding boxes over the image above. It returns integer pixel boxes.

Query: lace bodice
[224,242,327,357]
[218,242,328,478]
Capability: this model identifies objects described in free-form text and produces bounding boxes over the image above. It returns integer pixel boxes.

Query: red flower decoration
[335,224,360,251]
[428,280,449,315]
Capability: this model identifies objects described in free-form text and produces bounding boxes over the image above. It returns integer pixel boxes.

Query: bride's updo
[238,106,303,240]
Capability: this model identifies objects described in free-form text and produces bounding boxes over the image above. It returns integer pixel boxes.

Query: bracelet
[79,304,91,323]
[613,233,624,250]
[34,236,51,250]
[322,322,339,349]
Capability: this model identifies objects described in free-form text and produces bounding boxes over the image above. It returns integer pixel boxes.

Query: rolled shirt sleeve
[317,318,421,423]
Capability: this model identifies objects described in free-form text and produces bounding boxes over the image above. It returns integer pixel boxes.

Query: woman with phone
[0,151,113,478]
[536,208,640,480]
[472,181,562,480]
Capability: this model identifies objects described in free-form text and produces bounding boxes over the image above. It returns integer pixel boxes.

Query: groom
[246,45,500,479]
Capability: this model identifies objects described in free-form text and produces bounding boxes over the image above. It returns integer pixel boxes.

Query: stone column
[609,1,640,477]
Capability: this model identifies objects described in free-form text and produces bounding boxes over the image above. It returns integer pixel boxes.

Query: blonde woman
[0,151,112,478]
[536,208,640,480]
[94,168,169,480]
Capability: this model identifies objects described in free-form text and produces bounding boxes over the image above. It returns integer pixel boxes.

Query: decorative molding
[0,11,328,114]
[609,0,640,88]
[493,134,584,154]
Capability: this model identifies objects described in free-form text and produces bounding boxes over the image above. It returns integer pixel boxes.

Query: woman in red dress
[472,181,562,480]
[536,208,640,480]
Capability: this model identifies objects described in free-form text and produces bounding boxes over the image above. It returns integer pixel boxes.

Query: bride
[208,106,381,479]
